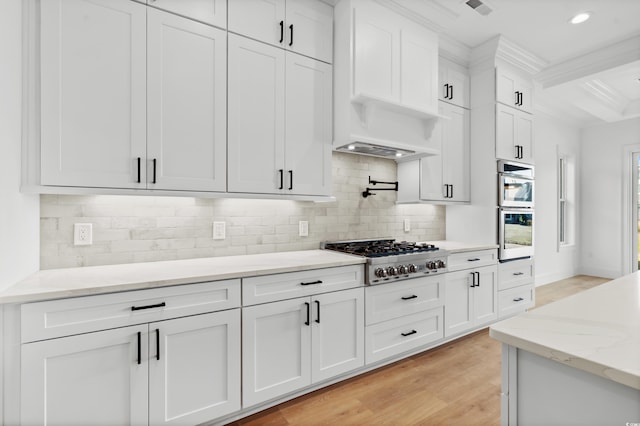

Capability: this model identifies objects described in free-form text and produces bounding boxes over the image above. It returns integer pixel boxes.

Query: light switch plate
[299,221,309,237]
[403,218,411,232]
[213,221,226,240]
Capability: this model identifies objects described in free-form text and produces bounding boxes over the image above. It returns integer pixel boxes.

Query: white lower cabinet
[444,265,498,337]
[364,275,445,364]
[498,258,535,318]
[242,287,365,407]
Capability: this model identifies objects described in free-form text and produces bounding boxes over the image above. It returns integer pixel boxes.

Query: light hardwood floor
[228,275,610,426]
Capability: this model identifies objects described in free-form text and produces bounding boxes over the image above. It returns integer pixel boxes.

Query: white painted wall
[580,118,640,279]
[0,0,40,291]
[533,114,581,285]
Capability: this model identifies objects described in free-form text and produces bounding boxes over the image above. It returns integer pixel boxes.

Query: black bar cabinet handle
[514,91,519,106]
[469,272,476,287]
[468,258,480,262]
[401,330,417,337]
[300,280,322,286]
[304,302,310,326]
[152,158,157,184]
[513,272,524,276]
[289,24,293,46]
[401,295,418,300]
[475,271,480,287]
[278,169,284,190]
[137,331,141,365]
[315,300,320,324]
[131,302,166,311]
[450,184,453,198]
[279,20,284,43]
[444,84,449,99]
[155,328,160,361]
[137,157,141,183]
[449,84,454,100]
[288,170,293,190]
[513,297,524,302]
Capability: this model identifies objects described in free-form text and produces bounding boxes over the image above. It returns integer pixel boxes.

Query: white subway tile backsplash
[40,153,445,269]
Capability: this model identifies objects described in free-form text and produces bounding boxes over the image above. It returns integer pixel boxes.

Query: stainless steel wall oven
[498,161,534,260]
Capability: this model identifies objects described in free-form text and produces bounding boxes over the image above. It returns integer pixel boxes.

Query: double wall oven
[498,160,534,261]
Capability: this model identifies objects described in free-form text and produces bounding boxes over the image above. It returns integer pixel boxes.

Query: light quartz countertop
[425,240,499,253]
[0,250,365,304]
[490,272,640,390]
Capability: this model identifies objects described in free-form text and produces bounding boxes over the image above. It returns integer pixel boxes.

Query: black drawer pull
[513,272,524,276]
[131,302,166,311]
[137,331,141,365]
[513,297,524,302]
[401,330,417,337]
[155,328,160,361]
[300,280,322,286]
[304,302,310,326]
[401,295,418,300]
[467,258,480,262]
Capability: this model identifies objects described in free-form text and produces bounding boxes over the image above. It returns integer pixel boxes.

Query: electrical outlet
[213,221,226,240]
[299,221,309,237]
[403,218,411,232]
[74,223,93,246]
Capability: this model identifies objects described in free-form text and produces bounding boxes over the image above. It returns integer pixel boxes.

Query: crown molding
[536,35,640,89]
[438,34,472,67]
[470,35,548,76]
[375,0,459,34]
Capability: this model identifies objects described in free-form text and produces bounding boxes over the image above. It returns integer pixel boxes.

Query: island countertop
[490,272,640,390]
[0,250,365,304]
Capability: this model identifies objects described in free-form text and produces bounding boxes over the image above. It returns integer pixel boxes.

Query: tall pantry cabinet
[40,0,227,192]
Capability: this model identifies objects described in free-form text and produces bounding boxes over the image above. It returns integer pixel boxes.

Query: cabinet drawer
[498,284,534,319]
[21,279,240,343]
[447,249,497,272]
[365,307,443,364]
[365,276,444,325]
[498,258,534,290]
[242,265,363,306]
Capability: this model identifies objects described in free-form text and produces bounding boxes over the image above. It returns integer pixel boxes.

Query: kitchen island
[490,272,640,426]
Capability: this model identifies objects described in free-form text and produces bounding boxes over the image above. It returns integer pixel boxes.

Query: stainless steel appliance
[321,239,448,285]
[498,161,534,260]
[498,160,534,208]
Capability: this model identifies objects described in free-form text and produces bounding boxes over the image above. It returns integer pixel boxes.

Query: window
[558,152,574,248]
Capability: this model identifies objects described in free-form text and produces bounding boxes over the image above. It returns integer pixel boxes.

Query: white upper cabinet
[143,0,227,28]
[40,0,147,189]
[352,0,438,113]
[228,0,333,63]
[147,9,227,192]
[228,35,332,196]
[496,103,534,164]
[439,57,470,109]
[40,0,227,192]
[496,66,533,114]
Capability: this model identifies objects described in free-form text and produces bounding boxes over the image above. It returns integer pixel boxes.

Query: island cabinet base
[501,345,640,426]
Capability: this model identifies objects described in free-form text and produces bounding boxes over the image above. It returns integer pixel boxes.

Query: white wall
[0,0,40,290]
[534,114,581,285]
[580,117,640,278]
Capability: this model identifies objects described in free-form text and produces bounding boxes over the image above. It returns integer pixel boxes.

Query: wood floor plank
[226,275,608,425]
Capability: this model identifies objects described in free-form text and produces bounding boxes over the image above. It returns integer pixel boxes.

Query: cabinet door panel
[312,288,364,382]
[228,0,285,46]
[474,266,498,326]
[149,0,227,28]
[21,325,148,426]
[149,310,241,425]
[285,53,332,195]
[496,104,517,161]
[147,10,227,192]
[40,0,146,188]
[242,298,311,407]
[496,69,518,108]
[228,35,285,194]
[517,112,534,164]
[286,0,333,63]
[444,270,473,337]
[443,104,470,202]
[353,6,399,101]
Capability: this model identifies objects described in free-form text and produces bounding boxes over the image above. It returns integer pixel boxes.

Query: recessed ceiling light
[395,152,403,157]
[347,144,355,150]
[570,12,591,24]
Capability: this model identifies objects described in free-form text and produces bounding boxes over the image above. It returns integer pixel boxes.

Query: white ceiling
[379,0,640,126]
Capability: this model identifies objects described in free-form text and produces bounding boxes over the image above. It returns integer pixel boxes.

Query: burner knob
[408,264,418,273]
[426,261,436,270]
[436,260,446,269]
[398,265,408,274]
[387,266,398,276]
[375,268,387,278]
